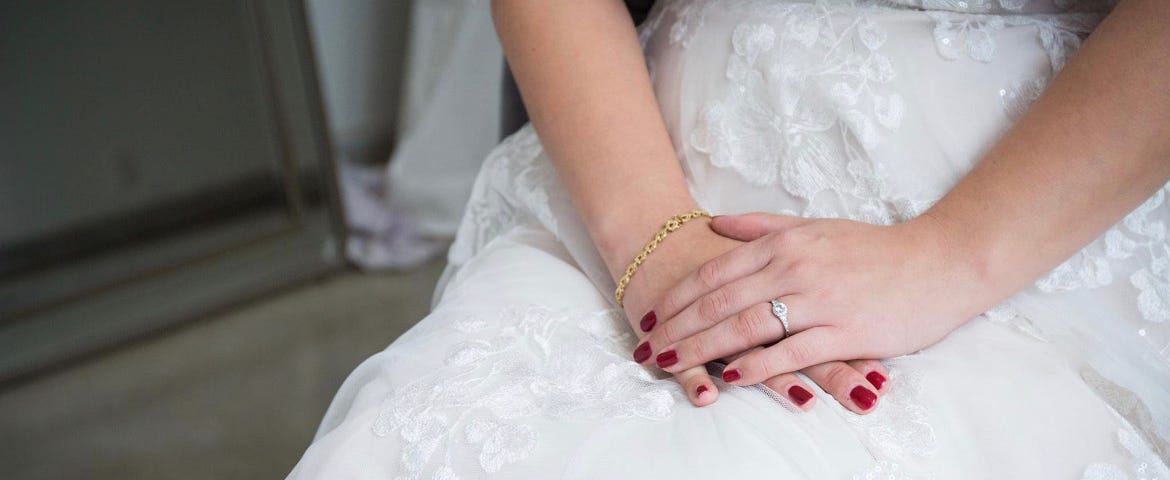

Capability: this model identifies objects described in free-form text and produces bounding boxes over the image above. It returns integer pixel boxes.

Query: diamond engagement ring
[770,299,790,340]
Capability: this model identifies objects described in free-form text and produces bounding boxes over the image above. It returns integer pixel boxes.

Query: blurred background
[0,0,504,477]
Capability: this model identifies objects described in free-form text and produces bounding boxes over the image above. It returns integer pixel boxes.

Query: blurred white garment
[290,1,1170,478]
[343,0,503,270]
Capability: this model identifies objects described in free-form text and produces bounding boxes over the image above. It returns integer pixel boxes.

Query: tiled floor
[0,261,445,480]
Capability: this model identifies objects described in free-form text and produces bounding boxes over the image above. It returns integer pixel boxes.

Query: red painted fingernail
[788,385,813,406]
[633,341,652,363]
[696,385,709,397]
[656,350,678,368]
[866,371,886,390]
[639,311,657,332]
[850,386,877,410]
[722,368,741,383]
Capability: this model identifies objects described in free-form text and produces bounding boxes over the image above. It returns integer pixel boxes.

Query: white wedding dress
[288,1,1170,478]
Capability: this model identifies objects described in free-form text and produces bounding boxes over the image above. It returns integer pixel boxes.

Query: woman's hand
[622,220,892,413]
[639,212,990,390]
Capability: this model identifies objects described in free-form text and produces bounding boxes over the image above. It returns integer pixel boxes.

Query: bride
[289,0,1170,478]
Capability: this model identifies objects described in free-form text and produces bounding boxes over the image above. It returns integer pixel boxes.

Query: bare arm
[927,0,1170,297]
[490,0,702,288]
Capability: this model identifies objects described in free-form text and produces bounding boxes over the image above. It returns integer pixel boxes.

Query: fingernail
[633,341,652,363]
[696,385,709,397]
[788,385,813,406]
[866,371,886,390]
[722,368,741,383]
[850,386,877,410]
[656,350,678,368]
[639,311,657,332]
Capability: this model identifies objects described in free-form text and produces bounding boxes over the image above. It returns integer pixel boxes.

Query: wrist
[903,212,1008,317]
[619,220,740,316]
[593,198,702,280]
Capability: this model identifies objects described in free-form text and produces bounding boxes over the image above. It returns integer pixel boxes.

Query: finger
[646,273,796,362]
[655,298,806,373]
[847,359,889,394]
[711,213,812,242]
[761,372,818,411]
[651,240,774,321]
[674,365,718,407]
[802,361,880,414]
[721,327,846,386]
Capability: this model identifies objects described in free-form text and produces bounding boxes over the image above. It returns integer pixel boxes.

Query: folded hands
[628,212,987,413]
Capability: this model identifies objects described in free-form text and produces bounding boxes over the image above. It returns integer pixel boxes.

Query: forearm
[924,0,1170,296]
[490,0,698,283]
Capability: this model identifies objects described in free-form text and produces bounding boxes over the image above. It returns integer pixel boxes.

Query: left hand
[638,212,991,386]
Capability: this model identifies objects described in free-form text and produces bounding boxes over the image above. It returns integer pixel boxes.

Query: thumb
[710,212,808,241]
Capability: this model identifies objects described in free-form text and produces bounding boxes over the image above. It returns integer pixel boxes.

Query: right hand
[620,220,889,414]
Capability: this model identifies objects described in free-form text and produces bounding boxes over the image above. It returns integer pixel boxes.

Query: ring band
[769,299,790,340]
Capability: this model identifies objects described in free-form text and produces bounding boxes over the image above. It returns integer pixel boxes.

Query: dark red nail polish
[656,350,678,368]
[696,385,709,397]
[640,311,657,332]
[722,368,741,383]
[866,371,886,390]
[850,386,877,410]
[788,385,813,406]
[633,342,652,363]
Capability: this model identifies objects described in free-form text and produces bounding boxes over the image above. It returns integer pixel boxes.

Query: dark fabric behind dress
[498,0,657,139]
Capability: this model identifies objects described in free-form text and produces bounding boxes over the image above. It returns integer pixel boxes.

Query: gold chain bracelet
[615,209,711,307]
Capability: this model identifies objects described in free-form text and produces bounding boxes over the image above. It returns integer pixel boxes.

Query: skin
[490,0,887,413]
[641,0,1170,387]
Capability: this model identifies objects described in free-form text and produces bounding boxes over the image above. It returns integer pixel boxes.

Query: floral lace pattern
[928,12,1006,62]
[1038,186,1170,360]
[685,2,931,226]
[447,125,558,272]
[999,77,1050,121]
[1083,426,1170,480]
[371,306,679,478]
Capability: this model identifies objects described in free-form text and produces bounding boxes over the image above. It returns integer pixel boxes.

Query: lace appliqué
[1083,427,1170,480]
[1038,187,1170,346]
[928,12,1101,66]
[846,365,940,478]
[928,12,1006,62]
[999,77,1049,121]
[371,306,679,478]
[688,3,927,225]
[447,125,558,271]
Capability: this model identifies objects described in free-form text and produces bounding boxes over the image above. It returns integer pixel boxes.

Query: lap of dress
[288,223,1144,480]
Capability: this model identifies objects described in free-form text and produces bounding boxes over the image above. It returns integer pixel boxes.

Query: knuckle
[780,340,815,367]
[656,325,677,346]
[757,350,783,378]
[687,338,710,364]
[784,258,810,278]
[822,364,856,388]
[733,308,769,342]
[696,258,724,289]
[697,290,730,320]
[767,231,786,247]
[658,289,685,316]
